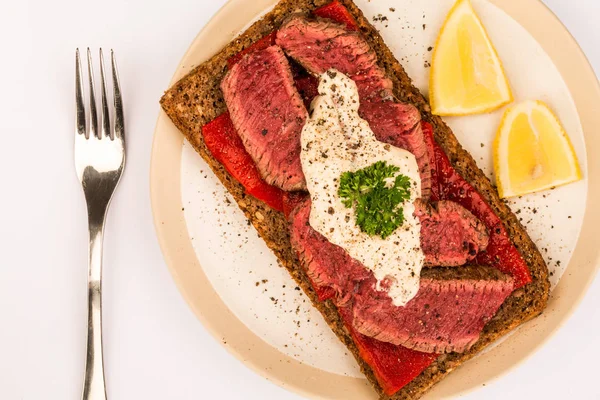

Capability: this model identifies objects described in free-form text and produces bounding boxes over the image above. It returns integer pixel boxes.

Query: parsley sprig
[338,161,412,239]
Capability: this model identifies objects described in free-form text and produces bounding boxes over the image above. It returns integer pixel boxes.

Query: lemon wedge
[430,0,512,115]
[494,100,582,198]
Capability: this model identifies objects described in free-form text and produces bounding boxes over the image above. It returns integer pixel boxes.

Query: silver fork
[75,48,125,400]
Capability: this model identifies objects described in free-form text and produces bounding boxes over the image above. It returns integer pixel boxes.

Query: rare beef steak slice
[358,100,432,199]
[352,266,514,353]
[221,45,308,191]
[276,14,393,100]
[289,197,371,305]
[416,199,490,267]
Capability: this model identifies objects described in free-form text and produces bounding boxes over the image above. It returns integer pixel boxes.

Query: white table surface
[2,0,599,399]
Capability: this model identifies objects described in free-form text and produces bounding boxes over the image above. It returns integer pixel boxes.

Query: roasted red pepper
[422,122,532,288]
[227,31,277,69]
[202,113,284,211]
[314,0,359,31]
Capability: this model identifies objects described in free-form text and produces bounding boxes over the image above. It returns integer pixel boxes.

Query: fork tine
[99,49,111,140]
[111,50,125,141]
[75,49,87,138]
[86,48,99,139]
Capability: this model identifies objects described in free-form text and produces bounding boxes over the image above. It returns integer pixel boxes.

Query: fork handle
[82,206,108,400]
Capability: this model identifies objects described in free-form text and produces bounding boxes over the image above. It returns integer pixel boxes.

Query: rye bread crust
[160,1,550,398]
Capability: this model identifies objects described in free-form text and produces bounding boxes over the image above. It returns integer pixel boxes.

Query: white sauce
[300,70,424,307]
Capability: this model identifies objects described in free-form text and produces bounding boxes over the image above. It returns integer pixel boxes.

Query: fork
[75,48,125,400]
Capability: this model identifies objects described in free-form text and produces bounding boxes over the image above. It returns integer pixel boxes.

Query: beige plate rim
[150,0,600,398]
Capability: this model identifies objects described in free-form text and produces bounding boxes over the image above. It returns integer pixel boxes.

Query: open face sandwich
[160,1,550,398]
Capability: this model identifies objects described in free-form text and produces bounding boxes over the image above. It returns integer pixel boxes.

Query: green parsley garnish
[338,161,412,239]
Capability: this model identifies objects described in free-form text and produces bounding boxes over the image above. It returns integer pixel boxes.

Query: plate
[150,0,600,398]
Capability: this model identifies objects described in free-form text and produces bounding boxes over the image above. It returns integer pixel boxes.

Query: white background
[1,0,598,399]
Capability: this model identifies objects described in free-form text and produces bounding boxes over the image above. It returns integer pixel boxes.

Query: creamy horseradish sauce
[300,70,424,306]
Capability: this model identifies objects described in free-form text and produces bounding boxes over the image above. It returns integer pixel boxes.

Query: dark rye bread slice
[160,0,550,398]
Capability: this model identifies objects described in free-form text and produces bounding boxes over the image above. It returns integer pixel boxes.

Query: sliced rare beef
[276,15,432,198]
[359,101,432,199]
[276,14,393,100]
[352,266,514,353]
[290,197,509,353]
[290,196,489,305]
[290,196,490,301]
[289,197,371,306]
[221,45,307,191]
[415,199,490,267]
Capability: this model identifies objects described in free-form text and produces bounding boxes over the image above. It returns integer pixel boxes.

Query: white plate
[151,0,600,398]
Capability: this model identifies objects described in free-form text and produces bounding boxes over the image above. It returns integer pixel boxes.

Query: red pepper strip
[422,122,532,288]
[202,113,285,211]
[338,307,437,396]
[227,31,277,69]
[313,0,359,31]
